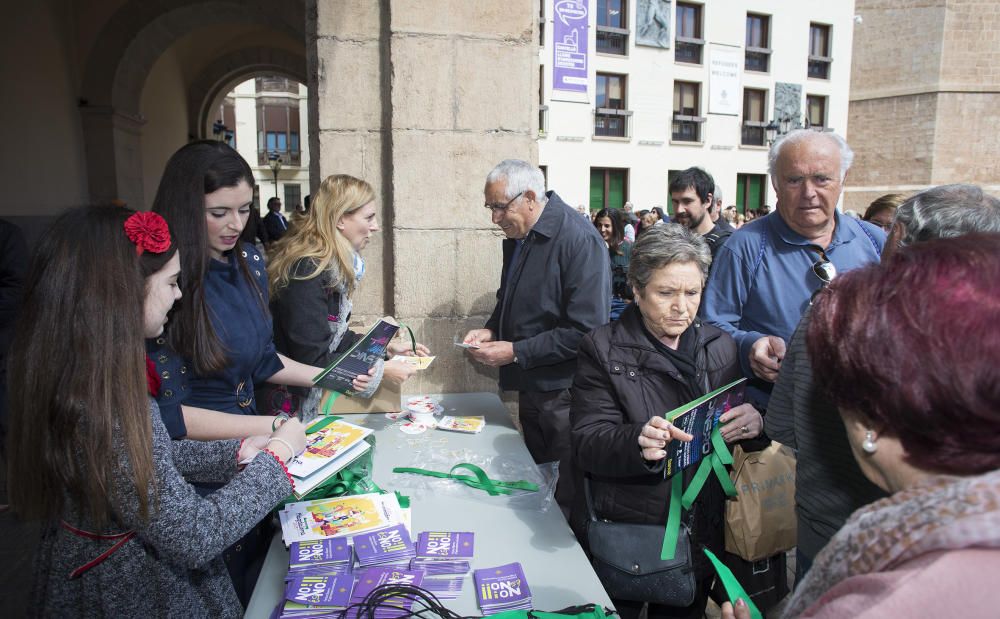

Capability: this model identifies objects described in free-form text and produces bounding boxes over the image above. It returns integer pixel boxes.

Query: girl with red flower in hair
[6,206,305,616]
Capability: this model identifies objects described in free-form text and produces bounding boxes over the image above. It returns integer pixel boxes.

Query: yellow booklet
[286,418,373,478]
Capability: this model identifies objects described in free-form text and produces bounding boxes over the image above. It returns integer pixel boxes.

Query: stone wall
[846,93,937,195]
[931,92,1000,186]
[309,0,537,396]
[847,0,1000,207]
[849,0,946,100]
[940,0,1000,91]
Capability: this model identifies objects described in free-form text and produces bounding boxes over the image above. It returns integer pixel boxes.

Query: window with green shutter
[737,173,766,213]
[590,168,629,212]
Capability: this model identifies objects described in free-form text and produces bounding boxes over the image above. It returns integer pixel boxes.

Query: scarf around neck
[784,468,1000,617]
[353,251,365,282]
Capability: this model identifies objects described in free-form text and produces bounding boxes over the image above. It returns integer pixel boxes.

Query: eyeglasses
[483,191,524,214]
[808,245,837,287]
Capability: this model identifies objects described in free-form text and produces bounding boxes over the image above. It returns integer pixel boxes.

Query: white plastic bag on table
[390,447,558,512]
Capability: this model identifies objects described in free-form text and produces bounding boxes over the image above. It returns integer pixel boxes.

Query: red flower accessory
[145,355,161,397]
[124,212,171,256]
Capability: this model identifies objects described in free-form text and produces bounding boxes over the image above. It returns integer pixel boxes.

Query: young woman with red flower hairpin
[6,206,305,617]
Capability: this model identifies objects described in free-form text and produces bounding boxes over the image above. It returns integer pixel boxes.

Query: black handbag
[583,476,697,606]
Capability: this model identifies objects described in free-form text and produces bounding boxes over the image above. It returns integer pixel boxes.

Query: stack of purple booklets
[287,539,354,579]
[352,525,416,568]
[279,574,355,618]
[473,562,532,614]
[345,567,424,618]
[408,531,474,599]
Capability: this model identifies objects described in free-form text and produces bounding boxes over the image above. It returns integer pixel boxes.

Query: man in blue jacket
[702,130,885,411]
[463,159,610,513]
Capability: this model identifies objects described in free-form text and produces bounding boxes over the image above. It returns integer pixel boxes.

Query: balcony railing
[257,150,302,166]
[741,122,766,146]
[596,26,629,55]
[675,37,704,64]
[539,105,549,137]
[745,47,771,72]
[594,108,632,138]
[808,56,831,79]
[672,114,703,142]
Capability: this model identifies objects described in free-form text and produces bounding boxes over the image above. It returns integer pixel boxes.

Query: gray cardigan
[30,399,293,618]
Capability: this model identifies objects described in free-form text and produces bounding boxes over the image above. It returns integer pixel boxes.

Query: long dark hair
[593,208,625,253]
[152,140,261,374]
[7,206,177,526]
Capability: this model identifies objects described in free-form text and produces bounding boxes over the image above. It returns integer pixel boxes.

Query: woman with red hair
[724,234,1000,618]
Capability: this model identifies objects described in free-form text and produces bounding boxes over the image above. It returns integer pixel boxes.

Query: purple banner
[552,0,588,93]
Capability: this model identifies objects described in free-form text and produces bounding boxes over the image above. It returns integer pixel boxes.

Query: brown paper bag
[724,441,797,562]
[319,380,402,414]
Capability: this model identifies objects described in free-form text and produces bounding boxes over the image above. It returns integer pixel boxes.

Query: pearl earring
[862,430,878,454]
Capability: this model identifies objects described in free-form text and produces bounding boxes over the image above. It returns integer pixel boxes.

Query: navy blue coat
[485,191,610,392]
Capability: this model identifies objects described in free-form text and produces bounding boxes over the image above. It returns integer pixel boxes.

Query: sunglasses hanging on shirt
[807,245,837,303]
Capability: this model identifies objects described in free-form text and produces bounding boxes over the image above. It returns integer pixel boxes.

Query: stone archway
[78,0,305,207]
[187,47,307,141]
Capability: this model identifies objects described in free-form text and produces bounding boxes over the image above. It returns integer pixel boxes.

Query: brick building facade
[846,0,1000,210]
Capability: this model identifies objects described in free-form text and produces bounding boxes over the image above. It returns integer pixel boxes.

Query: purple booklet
[415,531,474,559]
[289,538,353,569]
[284,574,354,607]
[420,575,465,600]
[351,567,424,617]
[473,562,532,613]
[664,378,746,478]
[410,558,470,575]
[352,525,415,566]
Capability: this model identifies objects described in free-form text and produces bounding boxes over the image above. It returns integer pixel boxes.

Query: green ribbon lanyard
[660,425,737,560]
[320,390,342,415]
[319,322,417,416]
[307,466,380,498]
[704,547,763,619]
[305,415,342,433]
[397,322,417,359]
[392,463,539,496]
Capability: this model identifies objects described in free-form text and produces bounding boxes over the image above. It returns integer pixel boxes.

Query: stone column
[309,0,537,395]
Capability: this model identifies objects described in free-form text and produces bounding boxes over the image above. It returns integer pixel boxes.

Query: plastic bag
[390,447,558,512]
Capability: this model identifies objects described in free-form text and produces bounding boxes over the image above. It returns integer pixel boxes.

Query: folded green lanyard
[660,424,737,560]
[305,466,380,498]
[657,428,758,618]
[704,547,763,619]
[392,463,539,496]
[490,604,615,619]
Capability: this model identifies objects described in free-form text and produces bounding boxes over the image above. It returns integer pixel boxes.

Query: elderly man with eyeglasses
[700,130,885,602]
[462,159,610,516]
[702,130,885,412]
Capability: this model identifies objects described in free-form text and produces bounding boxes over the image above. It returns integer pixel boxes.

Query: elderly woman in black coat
[571,224,765,619]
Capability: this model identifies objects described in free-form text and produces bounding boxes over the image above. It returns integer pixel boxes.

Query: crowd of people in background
[1,127,999,619]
